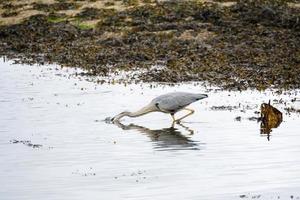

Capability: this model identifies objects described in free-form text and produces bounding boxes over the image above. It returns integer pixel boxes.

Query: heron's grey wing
[152,93,195,113]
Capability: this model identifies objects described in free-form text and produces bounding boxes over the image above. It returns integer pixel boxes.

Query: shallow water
[0,58,300,200]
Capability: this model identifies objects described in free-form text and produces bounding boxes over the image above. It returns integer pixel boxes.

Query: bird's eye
[155,103,160,109]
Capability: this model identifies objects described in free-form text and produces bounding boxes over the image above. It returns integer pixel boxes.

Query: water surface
[0,59,300,200]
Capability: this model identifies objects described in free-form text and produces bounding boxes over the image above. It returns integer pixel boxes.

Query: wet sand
[1,58,300,199]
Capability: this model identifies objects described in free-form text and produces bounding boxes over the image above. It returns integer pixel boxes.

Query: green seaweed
[47,16,68,23]
[73,21,95,30]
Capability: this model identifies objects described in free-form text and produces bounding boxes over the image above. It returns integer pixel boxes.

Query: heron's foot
[173,119,181,124]
[171,120,180,128]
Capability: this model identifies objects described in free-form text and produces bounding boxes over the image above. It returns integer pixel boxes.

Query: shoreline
[0,0,299,90]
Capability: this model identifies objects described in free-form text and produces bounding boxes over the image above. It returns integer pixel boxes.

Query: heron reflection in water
[113,120,203,151]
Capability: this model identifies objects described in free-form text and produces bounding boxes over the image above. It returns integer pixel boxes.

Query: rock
[260,101,283,134]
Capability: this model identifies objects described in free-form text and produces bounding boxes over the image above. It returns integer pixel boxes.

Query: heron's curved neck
[128,105,155,117]
[113,104,156,121]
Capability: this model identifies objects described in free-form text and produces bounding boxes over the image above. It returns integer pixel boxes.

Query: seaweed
[0,0,299,89]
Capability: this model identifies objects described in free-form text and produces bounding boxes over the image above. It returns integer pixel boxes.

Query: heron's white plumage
[151,92,208,114]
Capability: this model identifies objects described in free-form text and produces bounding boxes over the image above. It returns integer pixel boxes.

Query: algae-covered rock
[260,101,283,135]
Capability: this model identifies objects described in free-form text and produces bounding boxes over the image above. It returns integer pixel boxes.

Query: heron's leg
[171,114,176,127]
[171,113,176,122]
[174,108,195,123]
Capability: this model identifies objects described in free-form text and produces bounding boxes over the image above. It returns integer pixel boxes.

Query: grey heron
[111,92,208,123]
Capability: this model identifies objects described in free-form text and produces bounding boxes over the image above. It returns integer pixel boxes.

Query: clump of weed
[1,10,18,18]
[123,0,139,6]
[104,2,115,7]
[72,20,95,30]
[233,0,300,30]
[32,2,79,12]
[47,13,68,23]
[75,7,115,20]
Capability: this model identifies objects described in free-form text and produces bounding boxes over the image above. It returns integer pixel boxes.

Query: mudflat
[0,0,299,90]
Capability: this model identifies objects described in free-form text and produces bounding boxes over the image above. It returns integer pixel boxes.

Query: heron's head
[195,93,208,101]
[111,111,131,122]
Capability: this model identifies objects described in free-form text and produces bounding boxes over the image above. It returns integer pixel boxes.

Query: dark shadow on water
[260,119,283,141]
[113,121,204,151]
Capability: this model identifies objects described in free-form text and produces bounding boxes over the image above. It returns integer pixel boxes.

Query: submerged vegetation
[0,0,299,90]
